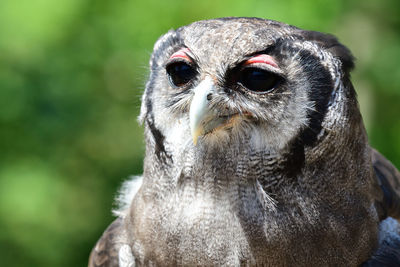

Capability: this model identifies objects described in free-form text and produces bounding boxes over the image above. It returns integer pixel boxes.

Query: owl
[89,17,400,266]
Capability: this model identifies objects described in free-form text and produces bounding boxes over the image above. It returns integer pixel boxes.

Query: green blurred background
[0,0,399,266]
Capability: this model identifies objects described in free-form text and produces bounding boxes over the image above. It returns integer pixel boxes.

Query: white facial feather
[113,176,143,217]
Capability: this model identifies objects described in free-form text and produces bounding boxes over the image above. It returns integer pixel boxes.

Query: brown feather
[372,148,400,220]
[88,218,125,267]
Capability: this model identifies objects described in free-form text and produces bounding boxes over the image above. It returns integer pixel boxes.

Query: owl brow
[239,44,277,64]
[169,47,192,62]
[244,54,279,68]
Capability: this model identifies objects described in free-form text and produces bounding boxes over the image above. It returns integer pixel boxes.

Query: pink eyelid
[244,54,278,68]
[169,48,192,61]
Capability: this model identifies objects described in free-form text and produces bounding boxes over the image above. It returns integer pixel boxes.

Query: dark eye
[239,67,280,93]
[166,62,197,87]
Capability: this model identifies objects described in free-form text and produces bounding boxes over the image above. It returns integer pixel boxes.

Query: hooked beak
[189,78,237,145]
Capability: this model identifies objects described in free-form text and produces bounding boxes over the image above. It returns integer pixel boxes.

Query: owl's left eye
[166,62,197,87]
[239,67,281,93]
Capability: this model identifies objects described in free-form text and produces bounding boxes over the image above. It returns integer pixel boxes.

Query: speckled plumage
[89,17,400,266]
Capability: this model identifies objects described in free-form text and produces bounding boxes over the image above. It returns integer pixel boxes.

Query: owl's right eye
[166,62,197,87]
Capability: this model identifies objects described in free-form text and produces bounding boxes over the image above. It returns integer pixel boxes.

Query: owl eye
[166,62,197,87]
[239,67,281,93]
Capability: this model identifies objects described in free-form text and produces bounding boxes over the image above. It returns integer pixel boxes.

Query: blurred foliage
[0,0,399,266]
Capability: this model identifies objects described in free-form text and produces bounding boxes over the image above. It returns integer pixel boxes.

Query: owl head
[139,17,358,163]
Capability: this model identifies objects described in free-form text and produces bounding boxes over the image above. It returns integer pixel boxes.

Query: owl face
[140,18,353,157]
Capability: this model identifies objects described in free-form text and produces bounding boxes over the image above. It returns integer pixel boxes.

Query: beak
[190,78,235,145]
[190,78,215,145]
